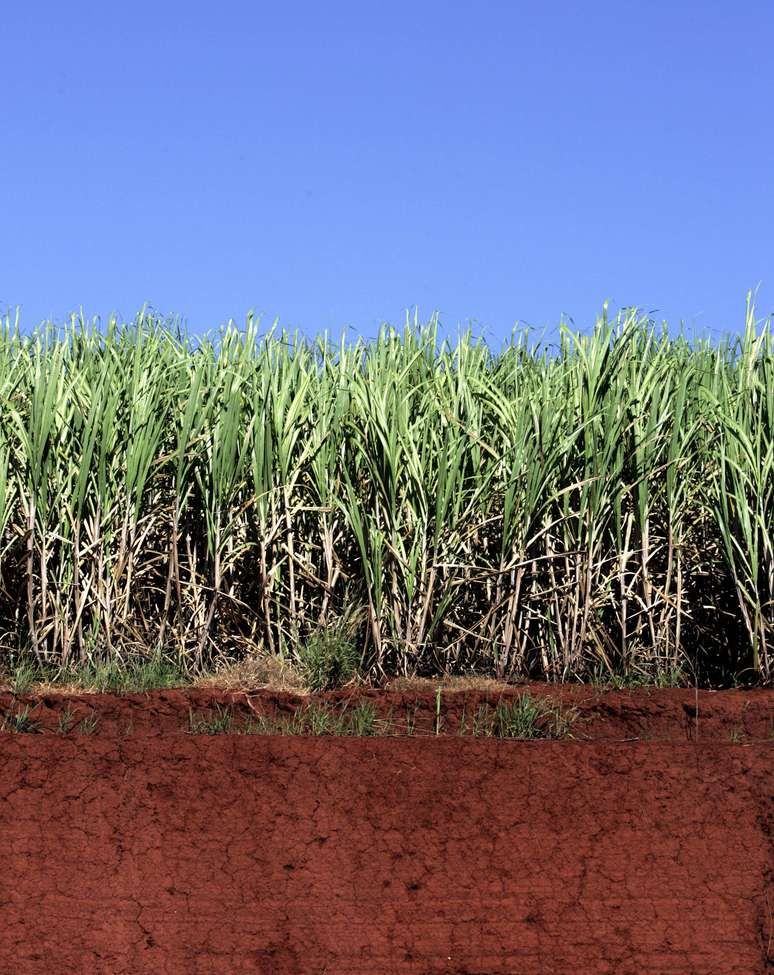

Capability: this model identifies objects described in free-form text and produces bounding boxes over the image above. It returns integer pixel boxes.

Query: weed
[243,700,379,737]
[300,702,339,735]
[242,714,279,735]
[457,706,468,736]
[343,701,378,736]
[651,664,689,689]
[188,704,233,734]
[8,659,42,696]
[78,714,99,735]
[404,703,418,736]
[488,694,575,740]
[296,630,360,691]
[471,704,493,737]
[1,705,42,733]
[291,702,353,735]
[73,654,184,693]
[590,663,686,691]
[57,707,76,733]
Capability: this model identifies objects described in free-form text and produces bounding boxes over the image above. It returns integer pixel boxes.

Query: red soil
[1,689,772,974]
[1,683,773,740]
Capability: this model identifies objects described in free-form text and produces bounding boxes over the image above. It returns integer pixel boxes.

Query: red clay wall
[1,733,772,974]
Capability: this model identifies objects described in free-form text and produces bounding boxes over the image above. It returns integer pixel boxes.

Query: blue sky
[2,1,773,342]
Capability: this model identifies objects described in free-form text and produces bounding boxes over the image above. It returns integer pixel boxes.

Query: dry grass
[0,656,506,697]
[0,671,101,696]
[385,675,514,694]
[193,653,308,693]
[22,678,95,695]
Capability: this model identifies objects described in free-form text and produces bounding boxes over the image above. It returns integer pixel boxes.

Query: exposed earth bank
[1,684,773,740]
[1,688,772,974]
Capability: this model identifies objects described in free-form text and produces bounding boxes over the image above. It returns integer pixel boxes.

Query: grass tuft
[488,695,576,740]
[69,655,184,693]
[57,706,76,733]
[249,701,380,737]
[188,704,234,735]
[296,631,361,692]
[78,714,100,735]
[1,705,42,733]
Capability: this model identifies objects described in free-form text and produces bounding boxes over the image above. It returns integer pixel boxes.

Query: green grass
[490,695,575,739]
[188,704,234,735]
[244,701,380,737]
[78,714,99,735]
[1,705,42,733]
[186,696,574,738]
[0,298,772,686]
[6,659,41,696]
[295,630,360,691]
[590,663,688,691]
[0,652,185,694]
[57,706,75,733]
[456,696,575,739]
[66,655,185,693]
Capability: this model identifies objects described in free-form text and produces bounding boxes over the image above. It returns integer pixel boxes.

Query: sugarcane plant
[0,296,770,684]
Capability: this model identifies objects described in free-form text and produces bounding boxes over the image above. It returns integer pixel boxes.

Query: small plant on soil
[404,703,419,736]
[188,704,234,735]
[70,653,184,693]
[1,706,42,733]
[57,707,76,734]
[457,706,468,736]
[239,695,574,739]
[488,694,575,740]
[590,662,686,691]
[728,727,745,744]
[340,701,378,736]
[242,714,277,735]
[296,628,360,692]
[7,658,42,696]
[471,705,493,737]
[650,664,689,689]
[297,702,339,735]
[286,702,347,736]
[78,714,100,735]
[244,701,380,737]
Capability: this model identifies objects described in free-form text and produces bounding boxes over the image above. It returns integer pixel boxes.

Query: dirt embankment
[1,684,773,740]
[1,689,772,974]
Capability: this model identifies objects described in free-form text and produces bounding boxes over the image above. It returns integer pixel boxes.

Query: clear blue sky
[2,1,773,341]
